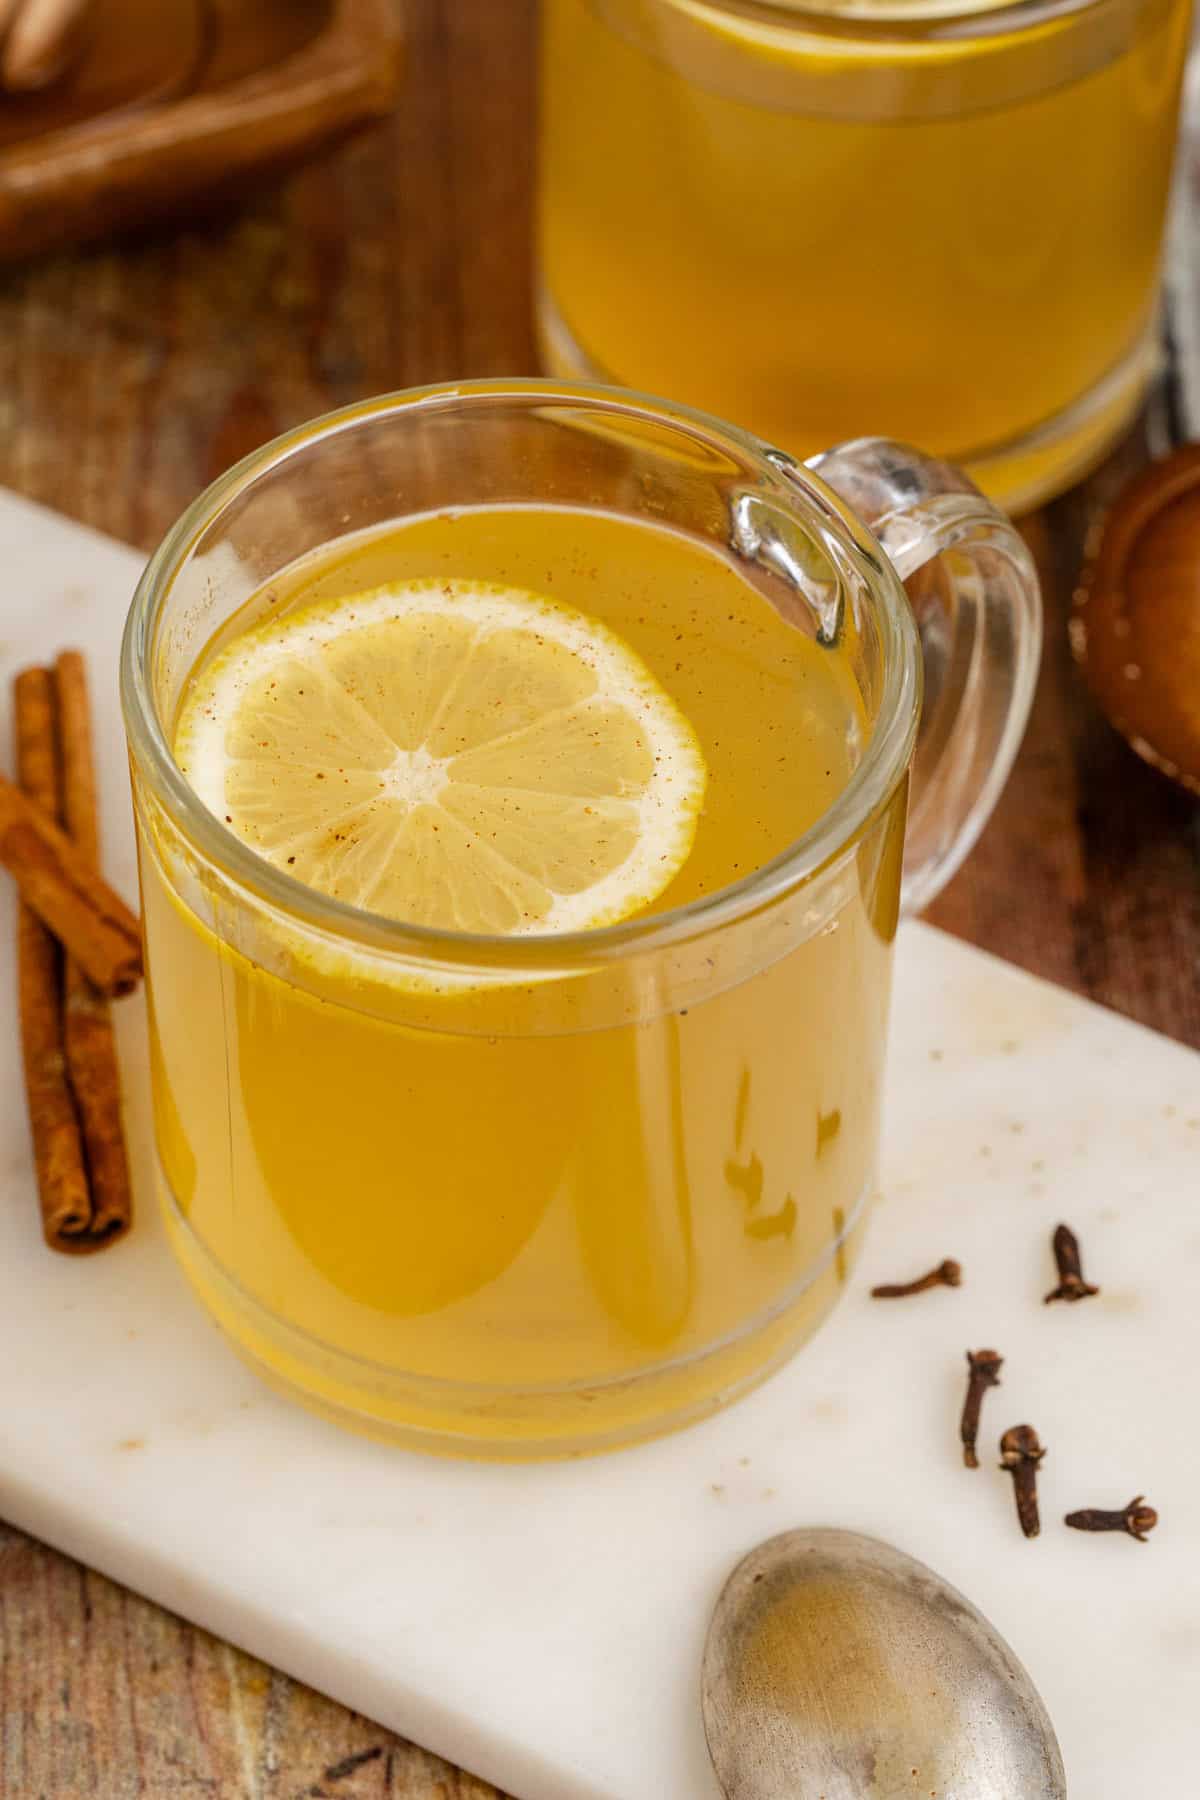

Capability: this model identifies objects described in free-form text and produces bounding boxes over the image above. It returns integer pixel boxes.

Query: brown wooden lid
[1071,444,1200,795]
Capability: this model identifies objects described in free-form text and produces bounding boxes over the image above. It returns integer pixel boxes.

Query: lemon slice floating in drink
[176,580,707,934]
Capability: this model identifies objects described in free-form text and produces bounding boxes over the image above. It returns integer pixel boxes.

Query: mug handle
[808,437,1043,914]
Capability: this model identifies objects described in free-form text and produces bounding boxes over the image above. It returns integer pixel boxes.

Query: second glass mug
[121,381,1040,1457]
[537,0,1193,513]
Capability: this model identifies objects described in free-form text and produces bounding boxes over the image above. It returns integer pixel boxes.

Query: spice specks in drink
[871,1258,962,1299]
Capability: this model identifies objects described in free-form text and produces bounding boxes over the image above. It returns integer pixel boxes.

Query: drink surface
[539,0,1190,500]
[142,503,901,1451]
[173,503,865,925]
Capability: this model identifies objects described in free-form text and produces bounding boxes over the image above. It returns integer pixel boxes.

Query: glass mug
[121,381,1040,1457]
[538,0,1193,513]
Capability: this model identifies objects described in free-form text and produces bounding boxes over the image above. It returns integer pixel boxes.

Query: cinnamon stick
[14,668,92,1251]
[0,768,141,996]
[54,650,132,1247]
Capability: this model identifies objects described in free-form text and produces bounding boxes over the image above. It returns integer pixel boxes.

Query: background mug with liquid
[538,0,1193,512]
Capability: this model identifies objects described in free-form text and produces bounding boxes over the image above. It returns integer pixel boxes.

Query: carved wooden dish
[1071,443,1200,796]
[0,0,402,260]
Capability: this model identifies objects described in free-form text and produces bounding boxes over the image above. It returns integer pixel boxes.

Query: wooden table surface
[1,2,1197,1794]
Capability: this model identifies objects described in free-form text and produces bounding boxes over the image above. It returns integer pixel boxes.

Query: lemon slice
[176,580,707,935]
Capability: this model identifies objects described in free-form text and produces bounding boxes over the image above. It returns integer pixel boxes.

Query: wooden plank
[0,1520,509,1797]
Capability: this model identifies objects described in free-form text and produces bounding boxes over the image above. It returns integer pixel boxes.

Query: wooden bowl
[1071,444,1200,796]
[0,0,402,261]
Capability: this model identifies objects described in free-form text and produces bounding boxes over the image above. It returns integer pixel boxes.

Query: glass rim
[120,378,921,973]
[673,0,1117,36]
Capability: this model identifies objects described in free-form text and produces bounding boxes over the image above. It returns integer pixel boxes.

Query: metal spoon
[702,1528,1066,1799]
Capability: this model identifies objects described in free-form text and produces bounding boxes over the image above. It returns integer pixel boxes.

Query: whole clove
[1000,1424,1045,1538]
[871,1258,962,1299]
[1065,1496,1158,1542]
[1044,1223,1099,1304]
[960,1349,1003,1469]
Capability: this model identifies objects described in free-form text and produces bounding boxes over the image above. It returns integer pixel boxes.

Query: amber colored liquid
[139,505,905,1454]
[538,0,1190,504]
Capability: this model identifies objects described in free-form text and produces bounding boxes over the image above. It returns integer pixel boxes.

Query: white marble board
[0,489,1197,1798]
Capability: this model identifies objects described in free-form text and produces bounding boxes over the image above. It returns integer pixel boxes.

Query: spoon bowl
[702,1528,1066,1800]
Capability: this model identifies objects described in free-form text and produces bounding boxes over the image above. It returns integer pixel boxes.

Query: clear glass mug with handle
[121,380,1040,1457]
